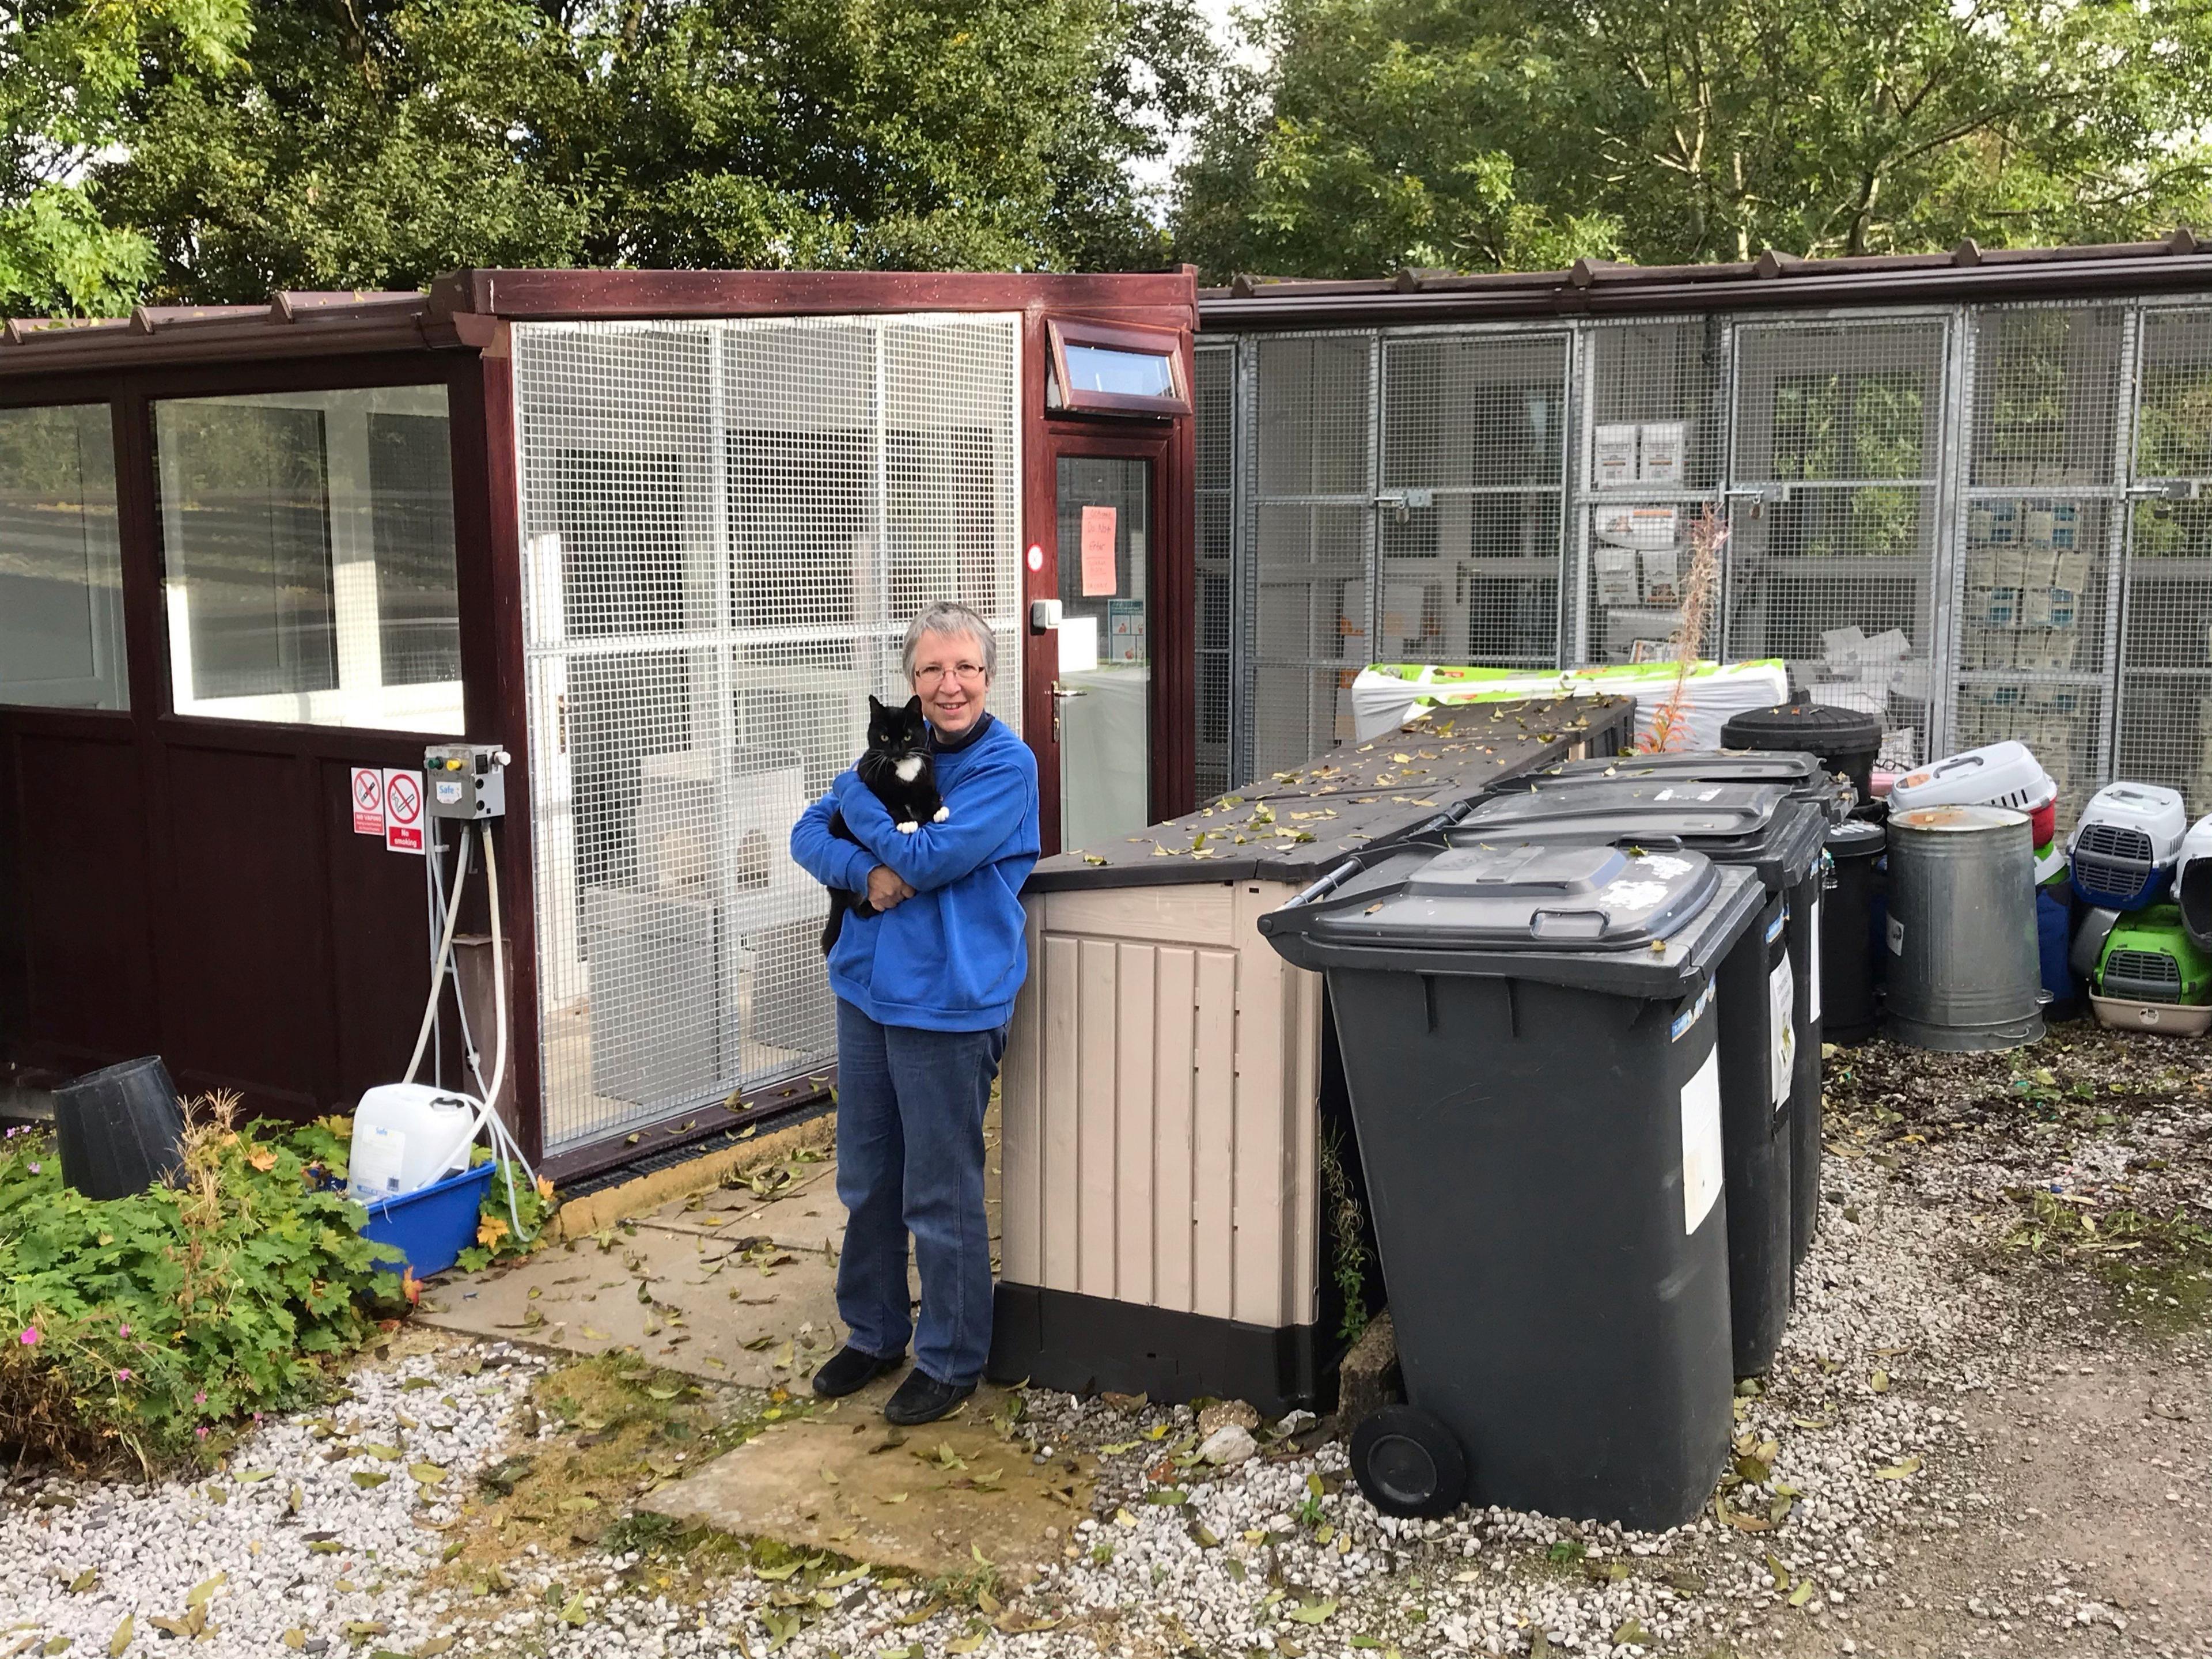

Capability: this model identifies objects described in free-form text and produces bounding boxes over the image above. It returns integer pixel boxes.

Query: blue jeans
[832,998,1006,1385]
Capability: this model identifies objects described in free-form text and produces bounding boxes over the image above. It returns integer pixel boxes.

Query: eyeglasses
[914,662,988,688]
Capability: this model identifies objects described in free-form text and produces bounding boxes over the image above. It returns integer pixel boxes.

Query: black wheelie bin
[1261,840,1764,1530]
[1453,783,1827,1370]
[1505,758,1842,1273]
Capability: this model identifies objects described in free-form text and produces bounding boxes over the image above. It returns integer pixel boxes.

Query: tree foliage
[3,0,1213,309]
[1175,0,2212,281]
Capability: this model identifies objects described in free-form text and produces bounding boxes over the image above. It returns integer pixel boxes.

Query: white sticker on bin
[1809,891,1824,1024]
[1681,1047,1724,1234]
[1887,914,1906,957]
[1669,979,1714,1042]
[1769,953,1797,1110]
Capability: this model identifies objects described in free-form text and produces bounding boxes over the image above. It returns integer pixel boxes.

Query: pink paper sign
[1080,506,1118,597]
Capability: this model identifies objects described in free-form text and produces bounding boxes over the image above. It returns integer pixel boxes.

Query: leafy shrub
[0,1093,403,1469]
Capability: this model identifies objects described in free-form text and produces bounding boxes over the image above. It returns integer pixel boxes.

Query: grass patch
[2001,1187,2212,1329]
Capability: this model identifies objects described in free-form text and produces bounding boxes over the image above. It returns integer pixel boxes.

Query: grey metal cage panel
[2119,307,2212,811]
[1574,319,1728,667]
[1728,317,1950,766]
[513,314,1024,1155]
[1194,342,1238,799]
[1248,334,1375,776]
[1948,304,2130,827]
[1378,331,1571,670]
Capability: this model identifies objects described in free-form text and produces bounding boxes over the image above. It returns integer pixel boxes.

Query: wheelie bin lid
[1259,840,1765,997]
[1453,782,1827,891]
[1520,749,1855,823]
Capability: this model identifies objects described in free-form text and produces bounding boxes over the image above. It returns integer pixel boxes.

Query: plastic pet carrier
[1890,741,2058,847]
[2090,903,2212,1035]
[2178,815,2212,953]
[2069,783,2189,911]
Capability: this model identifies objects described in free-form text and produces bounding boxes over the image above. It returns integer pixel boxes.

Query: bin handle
[1282,857,1368,910]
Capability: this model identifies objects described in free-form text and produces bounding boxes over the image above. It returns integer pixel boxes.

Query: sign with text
[383,768,425,855]
[1080,505,1118,597]
[350,767,385,836]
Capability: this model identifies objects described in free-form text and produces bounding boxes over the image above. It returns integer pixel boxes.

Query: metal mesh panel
[2118,308,2212,809]
[1951,306,2128,828]
[1194,342,1237,798]
[1575,320,1725,665]
[1378,331,1570,669]
[1249,335,1374,773]
[514,314,1023,1155]
[1729,319,1949,765]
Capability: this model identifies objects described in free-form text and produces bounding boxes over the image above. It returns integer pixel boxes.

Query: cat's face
[866,694,928,755]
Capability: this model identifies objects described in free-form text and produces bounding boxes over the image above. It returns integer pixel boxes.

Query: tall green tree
[1,1,251,313]
[86,0,1211,304]
[1175,0,2212,281]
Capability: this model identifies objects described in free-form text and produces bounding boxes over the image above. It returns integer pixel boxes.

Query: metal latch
[1724,484,1782,520]
[2126,478,2202,502]
[1374,488,1435,524]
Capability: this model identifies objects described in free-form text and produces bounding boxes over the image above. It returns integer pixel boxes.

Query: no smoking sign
[349,767,384,836]
[382,768,425,855]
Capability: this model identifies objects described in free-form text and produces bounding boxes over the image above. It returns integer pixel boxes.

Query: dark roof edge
[430,266,1201,324]
[1200,238,2211,328]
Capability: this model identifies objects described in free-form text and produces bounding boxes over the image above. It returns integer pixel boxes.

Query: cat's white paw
[896,820,920,834]
[932,805,950,823]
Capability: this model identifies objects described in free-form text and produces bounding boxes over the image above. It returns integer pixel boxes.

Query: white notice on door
[1769,953,1797,1110]
[1681,1047,1723,1234]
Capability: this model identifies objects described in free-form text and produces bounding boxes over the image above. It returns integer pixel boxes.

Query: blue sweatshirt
[789,714,1041,1032]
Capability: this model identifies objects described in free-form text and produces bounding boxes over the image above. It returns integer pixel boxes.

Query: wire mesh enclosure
[1207,296,2212,812]
[513,314,1024,1156]
[1193,342,1237,799]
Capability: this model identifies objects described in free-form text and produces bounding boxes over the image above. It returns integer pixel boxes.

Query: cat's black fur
[821,695,945,953]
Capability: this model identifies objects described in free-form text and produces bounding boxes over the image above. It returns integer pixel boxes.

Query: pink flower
[24,1162,37,1173]
[17,1327,36,1347]
[117,1323,131,1338]
[194,1390,206,1406]
[195,1426,208,1440]
[116,1369,131,1381]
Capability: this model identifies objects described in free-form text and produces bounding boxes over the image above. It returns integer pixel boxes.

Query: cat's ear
[868,694,888,717]
[903,695,923,718]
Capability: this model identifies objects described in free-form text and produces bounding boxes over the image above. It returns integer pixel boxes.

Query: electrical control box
[423,743,510,820]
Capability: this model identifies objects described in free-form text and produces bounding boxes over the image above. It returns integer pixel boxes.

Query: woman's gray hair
[902,601,998,683]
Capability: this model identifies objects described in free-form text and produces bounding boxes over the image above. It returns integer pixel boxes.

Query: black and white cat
[820,694,951,953]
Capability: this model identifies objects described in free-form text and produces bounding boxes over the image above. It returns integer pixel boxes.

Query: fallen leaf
[69,1570,97,1594]
[1874,1456,1923,1480]
[351,1471,389,1489]
[1285,1599,1338,1626]
[1870,1370,1891,1393]
[408,1463,447,1485]
[108,1618,132,1658]
[1789,1578,1815,1607]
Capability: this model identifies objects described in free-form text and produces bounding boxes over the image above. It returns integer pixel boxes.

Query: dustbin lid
[1462,779,1790,840]
[1316,840,1721,951]
[1536,750,1824,786]
[1827,817,1886,858]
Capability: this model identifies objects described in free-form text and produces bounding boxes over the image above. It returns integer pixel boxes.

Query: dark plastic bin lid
[1827,818,1887,858]
[1525,748,1855,823]
[1261,843,1764,997]
[1722,702,1884,750]
[1456,781,1823,880]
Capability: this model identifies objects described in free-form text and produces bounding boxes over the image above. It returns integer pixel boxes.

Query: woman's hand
[867,865,916,911]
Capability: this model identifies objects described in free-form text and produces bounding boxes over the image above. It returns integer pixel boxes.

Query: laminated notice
[1769,954,1797,1109]
[1681,1048,1724,1234]
[1809,891,1823,1022]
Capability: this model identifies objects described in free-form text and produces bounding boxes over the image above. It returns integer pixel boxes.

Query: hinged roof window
[1047,317,1189,416]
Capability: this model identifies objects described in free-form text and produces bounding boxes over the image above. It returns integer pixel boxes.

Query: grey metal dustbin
[1452,783,1826,1376]
[1260,840,1764,1530]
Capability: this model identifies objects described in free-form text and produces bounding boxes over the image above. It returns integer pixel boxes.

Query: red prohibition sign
[387,773,421,821]
[354,771,381,809]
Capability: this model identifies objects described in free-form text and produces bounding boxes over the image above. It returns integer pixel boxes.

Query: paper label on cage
[1809,890,1824,1023]
[1887,914,1905,956]
[1080,506,1118,596]
[1594,423,1638,487]
[1594,545,1640,605]
[1640,547,1680,603]
[1593,504,1679,551]
[1107,598,1146,664]
[1681,1047,1724,1234]
[350,1125,407,1198]
[1769,953,1797,1110]
[1639,421,1686,484]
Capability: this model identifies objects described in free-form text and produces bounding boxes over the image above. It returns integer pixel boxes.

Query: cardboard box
[1594,423,1638,487]
[1638,421,1687,485]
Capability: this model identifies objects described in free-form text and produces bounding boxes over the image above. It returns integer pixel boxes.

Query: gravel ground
[7,1029,2211,1659]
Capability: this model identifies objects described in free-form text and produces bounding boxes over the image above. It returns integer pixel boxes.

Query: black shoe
[882,1368,976,1425]
[812,1345,904,1399]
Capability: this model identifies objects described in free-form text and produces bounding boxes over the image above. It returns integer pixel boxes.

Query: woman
[789,601,1040,1425]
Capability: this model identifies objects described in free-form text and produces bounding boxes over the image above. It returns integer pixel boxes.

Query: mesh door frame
[512,312,1025,1157]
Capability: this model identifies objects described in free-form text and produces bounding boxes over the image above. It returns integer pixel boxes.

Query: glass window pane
[1063,343,1176,398]
[156,387,463,732]
[0,404,127,710]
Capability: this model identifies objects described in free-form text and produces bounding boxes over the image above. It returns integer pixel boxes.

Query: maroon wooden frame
[1046,316,1192,416]
[0,267,1199,1177]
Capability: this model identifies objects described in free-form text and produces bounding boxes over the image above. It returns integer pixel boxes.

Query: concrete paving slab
[419,1225,868,1388]
[639,1380,1094,1586]
[635,1161,836,1239]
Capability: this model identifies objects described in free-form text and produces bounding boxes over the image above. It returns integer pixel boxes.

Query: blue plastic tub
[359,1162,495,1278]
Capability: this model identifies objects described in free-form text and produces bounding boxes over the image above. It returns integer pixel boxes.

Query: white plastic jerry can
[348,1084,480,1201]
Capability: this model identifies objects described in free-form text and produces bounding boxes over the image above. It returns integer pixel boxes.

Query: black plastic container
[1262,842,1764,1529]
[1454,782,1827,1370]
[1721,704,1884,804]
[54,1056,185,1200]
[1822,819,1887,1049]
[1525,748,1854,824]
